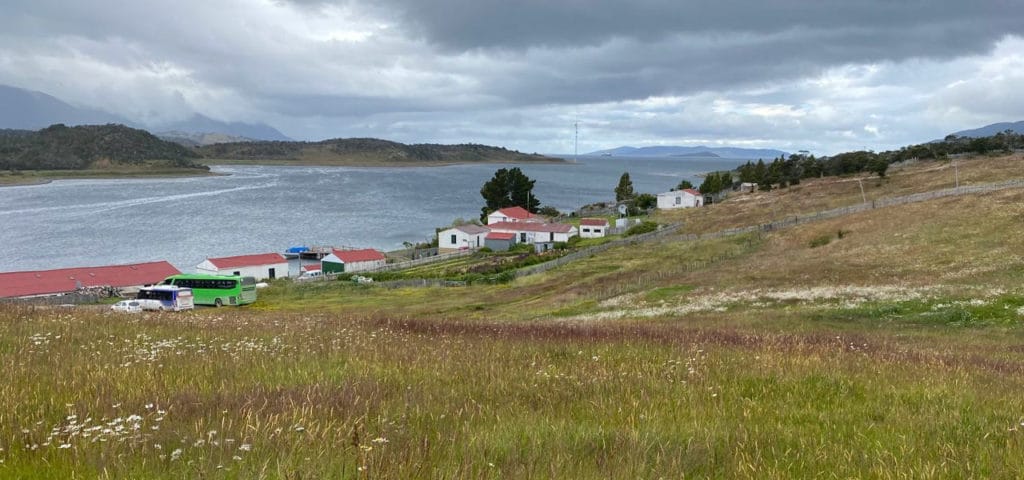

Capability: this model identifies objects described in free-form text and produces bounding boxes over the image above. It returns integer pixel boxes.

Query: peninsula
[195,137,564,167]
[0,124,565,185]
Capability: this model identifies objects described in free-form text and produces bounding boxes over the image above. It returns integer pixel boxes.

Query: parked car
[111,300,143,313]
[297,270,323,282]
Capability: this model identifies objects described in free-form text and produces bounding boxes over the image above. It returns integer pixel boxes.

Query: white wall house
[657,189,704,210]
[196,253,289,280]
[487,221,578,244]
[486,206,543,225]
[579,218,610,238]
[437,224,490,253]
[322,248,387,274]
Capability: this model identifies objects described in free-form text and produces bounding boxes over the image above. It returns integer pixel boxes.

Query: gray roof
[453,224,490,235]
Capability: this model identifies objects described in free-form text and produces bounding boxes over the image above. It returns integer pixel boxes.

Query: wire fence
[513,223,683,278]
[364,249,476,274]
[478,179,1023,284]
[315,179,1024,289]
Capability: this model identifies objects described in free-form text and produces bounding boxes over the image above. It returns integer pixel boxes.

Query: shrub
[625,221,659,236]
[809,234,832,248]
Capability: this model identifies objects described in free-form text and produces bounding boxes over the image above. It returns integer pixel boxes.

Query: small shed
[437,224,490,253]
[484,232,516,252]
[579,218,610,238]
[196,253,289,280]
[321,248,387,274]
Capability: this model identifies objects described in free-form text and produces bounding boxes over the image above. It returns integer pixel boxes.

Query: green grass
[5,306,1024,478]
[4,158,1024,477]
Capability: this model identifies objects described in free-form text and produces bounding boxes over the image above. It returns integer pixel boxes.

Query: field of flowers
[3,154,1024,477]
[5,303,1024,478]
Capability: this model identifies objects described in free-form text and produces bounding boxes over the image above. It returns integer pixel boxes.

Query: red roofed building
[487,221,578,245]
[0,261,180,299]
[486,206,545,225]
[579,218,610,238]
[196,253,289,280]
[321,248,387,274]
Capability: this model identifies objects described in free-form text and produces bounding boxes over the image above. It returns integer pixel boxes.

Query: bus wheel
[214,298,223,308]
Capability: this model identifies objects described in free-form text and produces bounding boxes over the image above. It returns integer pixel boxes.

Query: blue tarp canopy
[286,246,310,253]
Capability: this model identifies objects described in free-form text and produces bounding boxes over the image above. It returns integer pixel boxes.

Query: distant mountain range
[588,145,788,159]
[948,121,1024,138]
[0,84,290,143]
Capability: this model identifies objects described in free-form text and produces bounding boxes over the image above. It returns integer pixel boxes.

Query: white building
[437,224,490,253]
[487,221,578,244]
[321,248,387,274]
[486,206,543,225]
[196,253,289,280]
[657,189,704,209]
[579,218,610,238]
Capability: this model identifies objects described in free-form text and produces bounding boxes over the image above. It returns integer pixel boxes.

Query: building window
[675,197,681,205]
[594,228,602,234]
[520,232,527,243]
[450,234,457,245]
[582,228,590,233]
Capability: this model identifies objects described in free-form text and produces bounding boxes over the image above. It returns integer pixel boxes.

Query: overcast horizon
[2,1,1023,156]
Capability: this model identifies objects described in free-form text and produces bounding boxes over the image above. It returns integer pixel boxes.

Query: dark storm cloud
[309,0,1022,55]
[1,0,1022,153]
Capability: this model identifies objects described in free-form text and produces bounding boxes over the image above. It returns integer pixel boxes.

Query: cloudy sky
[1,0,1022,155]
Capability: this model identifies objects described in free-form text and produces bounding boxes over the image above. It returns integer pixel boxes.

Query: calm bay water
[0,155,739,272]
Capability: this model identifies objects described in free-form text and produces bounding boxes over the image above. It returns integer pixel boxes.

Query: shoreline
[201,157,569,168]
[0,157,572,187]
[0,169,223,188]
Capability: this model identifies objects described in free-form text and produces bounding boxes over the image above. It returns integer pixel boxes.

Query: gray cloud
[0,0,1022,155]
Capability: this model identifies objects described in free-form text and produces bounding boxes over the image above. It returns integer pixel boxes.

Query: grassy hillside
[3,153,1024,477]
[196,137,563,166]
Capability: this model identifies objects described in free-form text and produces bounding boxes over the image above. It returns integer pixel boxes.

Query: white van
[136,286,195,311]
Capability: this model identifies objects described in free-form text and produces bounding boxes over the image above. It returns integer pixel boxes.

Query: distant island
[589,145,789,159]
[0,124,211,185]
[671,151,720,158]
[197,138,564,166]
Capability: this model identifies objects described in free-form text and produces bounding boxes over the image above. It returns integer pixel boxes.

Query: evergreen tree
[615,172,635,202]
[676,179,695,190]
[479,167,541,222]
[753,159,768,184]
[698,173,719,194]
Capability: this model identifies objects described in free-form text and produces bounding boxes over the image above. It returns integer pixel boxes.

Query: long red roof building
[0,261,181,298]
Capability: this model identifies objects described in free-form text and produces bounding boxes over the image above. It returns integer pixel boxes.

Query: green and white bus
[160,274,257,307]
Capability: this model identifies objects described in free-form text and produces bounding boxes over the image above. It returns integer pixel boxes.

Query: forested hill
[0,124,205,171]
[196,138,562,165]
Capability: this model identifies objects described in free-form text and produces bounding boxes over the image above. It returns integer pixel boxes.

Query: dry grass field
[2,153,1024,478]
